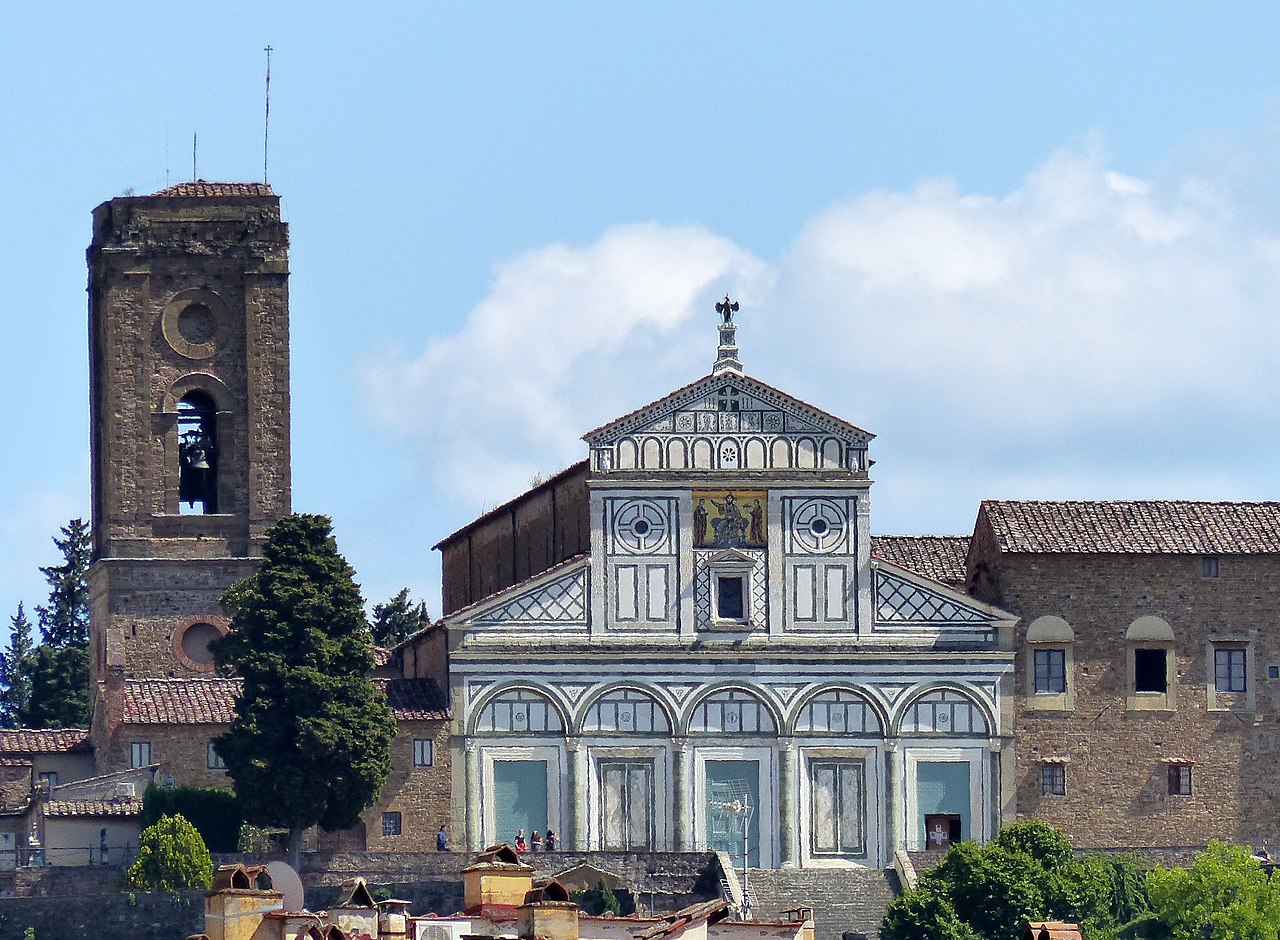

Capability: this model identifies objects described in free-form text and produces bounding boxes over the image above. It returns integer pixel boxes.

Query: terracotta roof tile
[123,679,239,724]
[872,535,970,587]
[152,181,275,198]
[122,677,447,725]
[379,678,449,720]
[0,729,90,754]
[44,798,141,818]
[982,500,1280,554]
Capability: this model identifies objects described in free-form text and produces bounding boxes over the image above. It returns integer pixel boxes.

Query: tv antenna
[263,45,273,182]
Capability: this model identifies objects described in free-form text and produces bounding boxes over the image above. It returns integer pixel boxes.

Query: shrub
[124,813,213,892]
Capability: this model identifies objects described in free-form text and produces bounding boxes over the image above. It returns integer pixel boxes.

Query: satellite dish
[265,860,306,913]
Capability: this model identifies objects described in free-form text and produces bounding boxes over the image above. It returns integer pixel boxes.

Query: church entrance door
[493,759,548,848]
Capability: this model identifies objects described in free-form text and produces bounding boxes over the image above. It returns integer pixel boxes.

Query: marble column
[673,738,692,850]
[778,739,797,867]
[884,742,901,858]
[566,738,587,850]
[465,742,481,850]
[988,738,1003,843]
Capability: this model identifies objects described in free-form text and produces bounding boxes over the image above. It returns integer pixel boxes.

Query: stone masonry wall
[972,541,1280,849]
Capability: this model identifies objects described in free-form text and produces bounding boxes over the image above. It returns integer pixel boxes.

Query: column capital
[778,737,797,754]
[565,736,584,753]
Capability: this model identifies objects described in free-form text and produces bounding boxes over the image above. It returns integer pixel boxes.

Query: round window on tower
[173,618,229,672]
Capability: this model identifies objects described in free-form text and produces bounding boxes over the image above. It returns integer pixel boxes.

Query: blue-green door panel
[916,761,970,847]
[705,759,761,868]
[493,760,549,846]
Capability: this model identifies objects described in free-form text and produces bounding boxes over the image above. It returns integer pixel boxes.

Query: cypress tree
[212,514,396,867]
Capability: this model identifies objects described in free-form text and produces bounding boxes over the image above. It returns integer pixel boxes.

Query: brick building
[967,500,1280,850]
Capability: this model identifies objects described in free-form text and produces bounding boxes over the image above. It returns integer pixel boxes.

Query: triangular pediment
[447,557,589,628]
[870,560,1015,636]
[701,547,756,567]
[583,371,873,446]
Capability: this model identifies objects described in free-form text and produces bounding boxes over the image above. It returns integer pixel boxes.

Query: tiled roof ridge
[0,728,91,753]
[151,180,275,198]
[982,499,1280,554]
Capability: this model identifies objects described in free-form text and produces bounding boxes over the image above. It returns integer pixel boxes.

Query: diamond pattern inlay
[874,570,987,624]
[473,568,587,624]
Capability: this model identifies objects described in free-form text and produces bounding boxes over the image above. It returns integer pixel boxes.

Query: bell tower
[86,182,290,710]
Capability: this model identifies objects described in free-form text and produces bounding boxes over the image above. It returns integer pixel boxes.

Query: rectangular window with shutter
[810,759,866,856]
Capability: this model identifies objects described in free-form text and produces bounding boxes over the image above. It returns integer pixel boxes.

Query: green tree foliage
[3,519,93,728]
[124,813,214,892]
[576,880,623,916]
[0,604,35,726]
[213,514,397,866]
[1147,842,1280,940]
[139,783,243,853]
[881,822,1152,940]
[36,518,91,649]
[370,588,431,647]
[22,645,89,728]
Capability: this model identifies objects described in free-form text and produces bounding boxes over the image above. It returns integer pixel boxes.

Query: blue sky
[4,4,1280,625]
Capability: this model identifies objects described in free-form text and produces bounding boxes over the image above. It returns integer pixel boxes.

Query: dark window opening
[1041,764,1065,796]
[1214,648,1246,692]
[178,391,218,514]
[1134,648,1168,693]
[1033,649,1067,694]
[1202,556,1219,578]
[1167,764,1192,796]
[716,576,745,620]
[382,811,402,836]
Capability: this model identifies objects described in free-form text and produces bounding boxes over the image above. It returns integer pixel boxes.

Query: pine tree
[19,519,92,728]
[36,518,91,648]
[370,588,431,647]
[212,514,397,868]
[0,604,35,727]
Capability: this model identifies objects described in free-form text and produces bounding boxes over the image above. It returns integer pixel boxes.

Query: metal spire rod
[263,45,273,183]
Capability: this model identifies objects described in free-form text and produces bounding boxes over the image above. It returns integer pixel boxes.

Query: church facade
[426,313,1018,867]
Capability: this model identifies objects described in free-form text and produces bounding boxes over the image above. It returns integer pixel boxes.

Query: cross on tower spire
[713,295,743,375]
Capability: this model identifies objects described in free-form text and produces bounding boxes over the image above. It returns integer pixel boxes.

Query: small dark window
[1033,649,1067,694]
[207,743,226,770]
[177,391,218,514]
[1168,764,1192,796]
[716,576,745,620]
[1041,764,1065,796]
[382,812,402,836]
[1134,648,1168,693]
[130,741,152,768]
[1202,557,1219,578]
[38,771,57,789]
[1268,665,1279,680]
[1214,648,1246,692]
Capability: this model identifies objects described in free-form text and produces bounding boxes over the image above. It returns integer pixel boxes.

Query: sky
[4,3,1280,628]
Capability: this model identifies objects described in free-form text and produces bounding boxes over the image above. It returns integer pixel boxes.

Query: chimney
[378,899,412,938]
[462,845,535,910]
[518,879,578,940]
[331,877,379,938]
[203,865,283,940]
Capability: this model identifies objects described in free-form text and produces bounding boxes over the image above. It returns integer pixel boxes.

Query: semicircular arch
[681,682,782,736]
[891,682,995,737]
[163,372,234,413]
[573,683,676,735]
[787,683,888,736]
[468,682,570,736]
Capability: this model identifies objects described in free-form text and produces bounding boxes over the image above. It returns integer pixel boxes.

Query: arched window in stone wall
[687,688,776,735]
[899,688,989,736]
[177,390,218,514]
[794,689,883,735]
[473,688,563,735]
[581,688,671,734]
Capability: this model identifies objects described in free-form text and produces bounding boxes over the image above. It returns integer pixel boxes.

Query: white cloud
[365,136,1280,522]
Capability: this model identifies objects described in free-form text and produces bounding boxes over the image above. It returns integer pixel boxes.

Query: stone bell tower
[86,182,291,730]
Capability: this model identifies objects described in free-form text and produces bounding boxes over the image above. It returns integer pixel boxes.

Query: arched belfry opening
[178,390,218,513]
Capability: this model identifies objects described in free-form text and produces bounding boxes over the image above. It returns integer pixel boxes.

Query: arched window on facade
[899,688,989,736]
[177,391,218,514]
[473,688,563,735]
[581,688,671,734]
[794,689,883,736]
[687,688,776,735]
